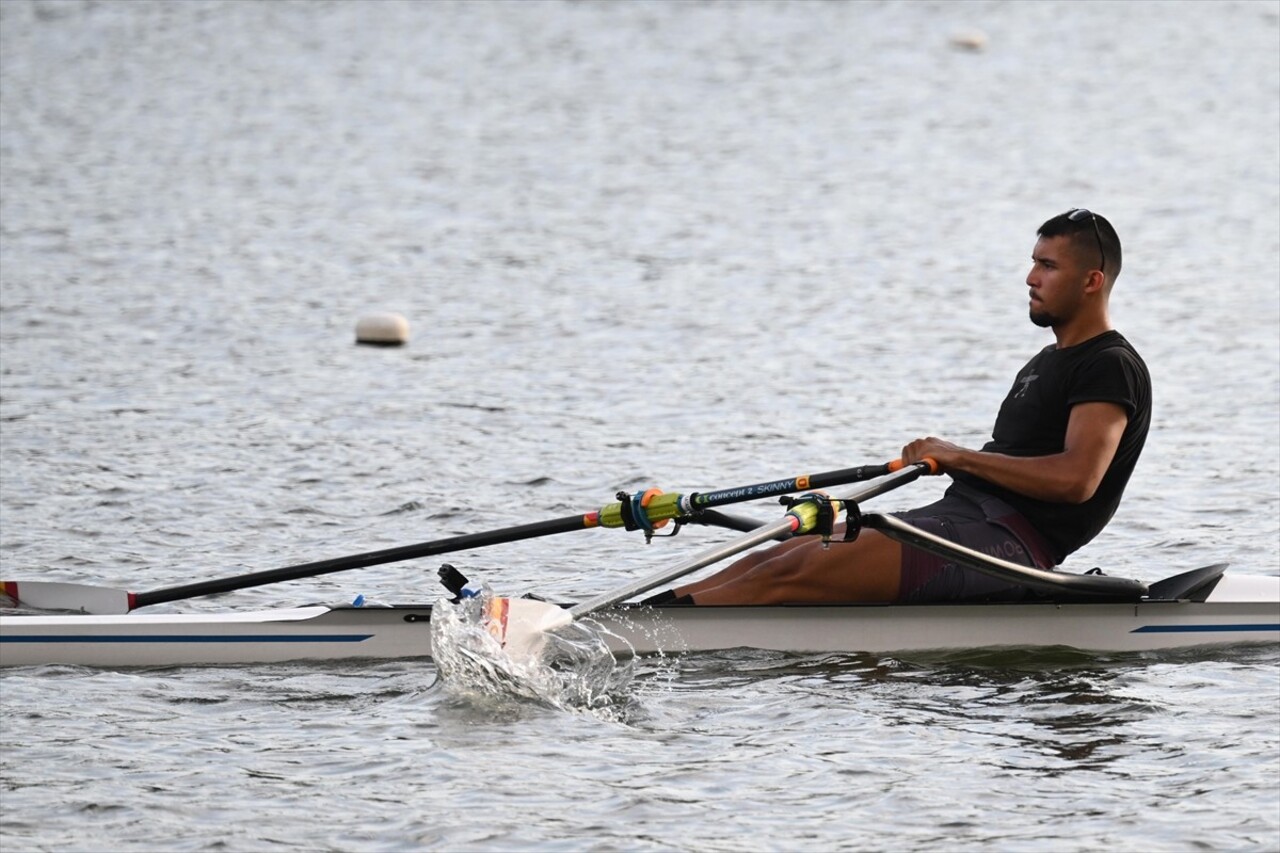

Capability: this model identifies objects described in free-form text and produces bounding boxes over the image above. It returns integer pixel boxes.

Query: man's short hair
[1039,210,1123,282]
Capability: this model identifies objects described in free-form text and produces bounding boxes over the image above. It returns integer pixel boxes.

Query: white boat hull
[2,573,1277,668]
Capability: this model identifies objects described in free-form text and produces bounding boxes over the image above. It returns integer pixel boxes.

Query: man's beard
[1029,307,1058,328]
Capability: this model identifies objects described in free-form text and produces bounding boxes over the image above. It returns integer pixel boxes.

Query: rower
[651,209,1151,606]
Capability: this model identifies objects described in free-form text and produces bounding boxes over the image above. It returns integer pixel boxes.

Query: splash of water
[430,586,636,717]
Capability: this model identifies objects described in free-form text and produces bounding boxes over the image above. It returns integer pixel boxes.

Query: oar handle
[889,457,941,476]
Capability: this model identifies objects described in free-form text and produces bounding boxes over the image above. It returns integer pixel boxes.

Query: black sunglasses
[1067,208,1106,274]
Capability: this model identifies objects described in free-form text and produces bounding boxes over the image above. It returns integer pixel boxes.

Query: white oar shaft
[567,464,932,619]
[567,516,794,618]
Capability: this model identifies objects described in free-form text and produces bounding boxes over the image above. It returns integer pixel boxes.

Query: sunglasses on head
[1067,208,1106,275]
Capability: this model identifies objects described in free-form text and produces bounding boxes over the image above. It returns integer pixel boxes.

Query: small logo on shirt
[1014,374,1039,398]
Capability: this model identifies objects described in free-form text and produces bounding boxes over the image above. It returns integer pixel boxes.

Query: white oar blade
[485,597,573,663]
[1,581,132,615]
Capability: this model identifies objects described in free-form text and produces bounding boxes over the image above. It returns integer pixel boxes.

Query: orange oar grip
[888,457,942,475]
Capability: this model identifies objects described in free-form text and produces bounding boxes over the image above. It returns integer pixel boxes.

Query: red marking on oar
[484,596,510,645]
[3,581,18,602]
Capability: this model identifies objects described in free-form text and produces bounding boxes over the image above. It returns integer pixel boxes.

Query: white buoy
[355,313,410,346]
[950,29,989,52]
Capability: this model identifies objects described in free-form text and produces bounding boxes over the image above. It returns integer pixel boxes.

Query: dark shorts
[891,483,1056,603]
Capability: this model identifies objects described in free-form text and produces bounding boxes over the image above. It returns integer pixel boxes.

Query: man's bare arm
[902,401,1128,504]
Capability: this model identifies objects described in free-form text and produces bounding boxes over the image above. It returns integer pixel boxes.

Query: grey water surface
[2,1,1278,850]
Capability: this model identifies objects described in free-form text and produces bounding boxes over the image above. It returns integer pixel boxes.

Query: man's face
[1026,235,1091,328]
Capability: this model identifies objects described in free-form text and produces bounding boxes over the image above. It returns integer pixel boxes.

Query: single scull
[3,461,1277,669]
[2,564,1276,668]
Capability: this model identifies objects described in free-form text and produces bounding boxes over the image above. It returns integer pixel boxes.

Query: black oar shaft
[2,458,942,615]
[132,513,594,609]
[688,462,896,509]
[124,459,934,611]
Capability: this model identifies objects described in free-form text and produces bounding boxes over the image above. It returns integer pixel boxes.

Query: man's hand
[902,437,969,472]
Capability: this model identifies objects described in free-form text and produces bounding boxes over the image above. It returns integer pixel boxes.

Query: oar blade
[1,581,133,615]
[485,597,573,663]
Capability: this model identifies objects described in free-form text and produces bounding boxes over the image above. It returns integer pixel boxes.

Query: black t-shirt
[951,330,1152,564]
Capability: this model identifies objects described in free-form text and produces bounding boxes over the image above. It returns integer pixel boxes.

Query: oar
[1,460,919,615]
[490,459,940,661]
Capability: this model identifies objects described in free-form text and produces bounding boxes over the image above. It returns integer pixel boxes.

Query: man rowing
[648,209,1152,605]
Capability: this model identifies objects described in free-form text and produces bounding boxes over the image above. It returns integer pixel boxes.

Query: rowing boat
[4,462,1277,669]
[2,564,1276,668]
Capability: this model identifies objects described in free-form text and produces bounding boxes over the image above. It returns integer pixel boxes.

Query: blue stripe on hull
[1131,624,1280,634]
[0,634,374,644]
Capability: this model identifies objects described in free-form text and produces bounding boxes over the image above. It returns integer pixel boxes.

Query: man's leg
[678,530,904,605]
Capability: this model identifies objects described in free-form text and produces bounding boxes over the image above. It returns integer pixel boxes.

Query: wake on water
[430,586,638,718]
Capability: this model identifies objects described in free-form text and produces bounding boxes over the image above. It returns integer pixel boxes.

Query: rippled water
[2,1,1278,850]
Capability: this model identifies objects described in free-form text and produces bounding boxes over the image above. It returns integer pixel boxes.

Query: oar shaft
[568,518,795,618]
[133,513,596,609]
[569,461,936,617]
[686,462,900,510]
